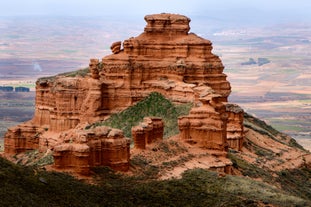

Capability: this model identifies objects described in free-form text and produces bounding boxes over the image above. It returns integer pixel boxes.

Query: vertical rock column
[225,103,244,151]
[178,96,228,151]
[132,117,164,149]
[53,126,131,175]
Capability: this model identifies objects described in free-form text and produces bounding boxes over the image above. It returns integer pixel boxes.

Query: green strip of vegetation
[87,92,192,138]
[37,67,90,82]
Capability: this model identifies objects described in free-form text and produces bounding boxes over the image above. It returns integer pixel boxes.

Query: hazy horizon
[1,0,311,26]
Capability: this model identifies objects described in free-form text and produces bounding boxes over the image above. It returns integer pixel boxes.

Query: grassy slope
[87,92,192,138]
[0,156,310,207]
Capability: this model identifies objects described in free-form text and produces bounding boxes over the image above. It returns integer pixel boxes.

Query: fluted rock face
[4,121,43,154]
[132,117,164,149]
[33,76,107,132]
[53,126,130,175]
[103,13,231,107]
[225,103,244,151]
[178,93,228,151]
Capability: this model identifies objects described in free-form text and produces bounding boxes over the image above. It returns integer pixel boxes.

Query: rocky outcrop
[225,103,244,151]
[4,13,240,175]
[89,59,100,79]
[178,93,228,151]
[32,75,107,132]
[132,117,164,149]
[25,13,231,135]
[53,126,130,175]
[4,121,43,155]
[110,41,122,54]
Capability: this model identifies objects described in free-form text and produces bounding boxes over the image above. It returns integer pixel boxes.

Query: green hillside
[1,156,311,207]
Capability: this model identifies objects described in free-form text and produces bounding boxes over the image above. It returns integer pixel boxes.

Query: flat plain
[211,24,311,150]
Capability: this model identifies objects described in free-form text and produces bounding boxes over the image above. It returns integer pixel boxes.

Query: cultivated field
[0,92,35,141]
[210,24,311,150]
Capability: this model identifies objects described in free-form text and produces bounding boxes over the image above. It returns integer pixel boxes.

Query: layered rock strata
[178,94,228,151]
[22,13,231,135]
[4,121,43,155]
[4,13,243,175]
[132,117,164,149]
[53,126,130,175]
[225,104,244,151]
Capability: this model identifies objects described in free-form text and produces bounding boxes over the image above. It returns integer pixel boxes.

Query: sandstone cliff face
[132,117,164,149]
[4,121,43,155]
[27,13,231,134]
[225,103,244,151]
[33,76,107,132]
[178,94,228,151]
[4,13,243,175]
[53,126,130,175]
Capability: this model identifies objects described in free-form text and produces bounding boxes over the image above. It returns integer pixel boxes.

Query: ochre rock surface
[178,93,228,151]
[26,13,231,134]
[53,126,130,175]
[225,103,244,151]
[4,13,242,175]
[110,41,122,54]
[4,121,43,155]
[132,117,164,149]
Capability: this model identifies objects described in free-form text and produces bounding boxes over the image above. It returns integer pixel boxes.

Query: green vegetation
[277,167,311,200]
[244,113,279,137]
[87,92,192,138]
[271,123,306,132]
[243,113,305,151]
[37,67,90,82]
[59,67,90,77]
[62,49,78,53]
[229,153,273,181]
[0,156,310,207]
[0,93,310,206]
[229,152,311,206]
[15,150,54,167]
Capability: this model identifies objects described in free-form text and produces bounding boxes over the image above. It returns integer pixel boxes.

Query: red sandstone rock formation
[89,58,100,79]
[4,13,241,175]
[110,41,122,54]
[225,103,244,151]
[4,121,43,155]
[24,13,231,135]
[178,92,228,151]
[53,126,130,175]
[132,117,164,149]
